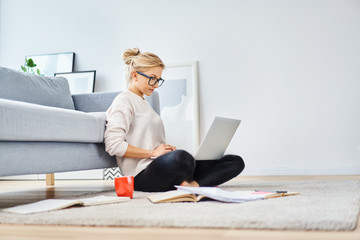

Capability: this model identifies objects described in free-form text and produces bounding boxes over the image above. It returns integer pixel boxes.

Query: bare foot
[180,181,199,187]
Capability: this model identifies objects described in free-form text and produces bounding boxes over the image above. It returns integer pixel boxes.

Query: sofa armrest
[72,92,121,112]
[72,91,161,115]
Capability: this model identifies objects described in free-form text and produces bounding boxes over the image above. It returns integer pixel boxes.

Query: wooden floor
[0,175,359,240]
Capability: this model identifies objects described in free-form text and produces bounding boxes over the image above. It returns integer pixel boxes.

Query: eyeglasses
[136,71,165,87]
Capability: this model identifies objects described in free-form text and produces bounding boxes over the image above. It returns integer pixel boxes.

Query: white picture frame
[55,71,96,94]
[26,52,75,77]
[157,61,200,154]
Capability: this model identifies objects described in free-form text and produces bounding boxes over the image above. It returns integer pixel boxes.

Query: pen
[254,190,288,194]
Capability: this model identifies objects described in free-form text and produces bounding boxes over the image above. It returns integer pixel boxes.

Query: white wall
[1,0,359,175]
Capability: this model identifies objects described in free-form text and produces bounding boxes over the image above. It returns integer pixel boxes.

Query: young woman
[104,48,245,192]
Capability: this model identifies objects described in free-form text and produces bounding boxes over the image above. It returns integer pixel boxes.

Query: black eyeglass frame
[136,71,165,87]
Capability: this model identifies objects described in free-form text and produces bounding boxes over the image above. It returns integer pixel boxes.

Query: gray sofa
[0,66,160,179]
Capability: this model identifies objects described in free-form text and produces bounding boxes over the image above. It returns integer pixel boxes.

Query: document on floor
[148,186,299,203]
[1,195,130,214]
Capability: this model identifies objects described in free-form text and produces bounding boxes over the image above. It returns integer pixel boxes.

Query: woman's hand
[152,144,176,157]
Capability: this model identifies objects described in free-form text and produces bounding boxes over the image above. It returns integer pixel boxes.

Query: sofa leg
[46,173,55,186]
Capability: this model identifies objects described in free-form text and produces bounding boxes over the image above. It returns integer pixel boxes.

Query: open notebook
[2,195,130,214]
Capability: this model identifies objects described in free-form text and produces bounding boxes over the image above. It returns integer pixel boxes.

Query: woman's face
[131,66,163,97]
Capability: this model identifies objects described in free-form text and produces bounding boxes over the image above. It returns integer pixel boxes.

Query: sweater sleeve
[104,95,133,157]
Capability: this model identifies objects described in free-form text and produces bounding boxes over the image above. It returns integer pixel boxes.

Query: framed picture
[54,71,96,94]
[157,61,200,154]
[25,52,75,76]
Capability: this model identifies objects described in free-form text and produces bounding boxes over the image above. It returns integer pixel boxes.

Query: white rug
[1,179,359,231]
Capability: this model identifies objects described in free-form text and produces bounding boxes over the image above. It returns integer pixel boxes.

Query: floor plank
[0,175,359,240]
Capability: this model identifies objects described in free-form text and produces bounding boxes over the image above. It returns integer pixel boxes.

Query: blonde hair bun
[121,47,165,83]
[122,48,141,65]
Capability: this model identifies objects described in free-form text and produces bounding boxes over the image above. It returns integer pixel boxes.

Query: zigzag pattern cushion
[103,167,122,180]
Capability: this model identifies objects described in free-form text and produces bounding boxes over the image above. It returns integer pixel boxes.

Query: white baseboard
[0,174,39,180]
[1,166,359,180]
[242,166,360,176]
[0,169,104,180]
[39,169,104,180]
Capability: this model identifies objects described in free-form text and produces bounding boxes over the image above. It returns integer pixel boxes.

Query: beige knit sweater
[104,90,165,176]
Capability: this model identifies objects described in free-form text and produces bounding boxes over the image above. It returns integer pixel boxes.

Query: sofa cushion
[0,99,105,143]
[0,66,75,110]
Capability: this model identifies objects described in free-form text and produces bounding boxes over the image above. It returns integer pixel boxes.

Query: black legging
[134,150,245,192]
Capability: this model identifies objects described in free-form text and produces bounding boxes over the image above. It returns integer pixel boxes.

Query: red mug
[114,176,134,199]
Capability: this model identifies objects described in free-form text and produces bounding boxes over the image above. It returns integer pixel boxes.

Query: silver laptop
[194,116,241,160]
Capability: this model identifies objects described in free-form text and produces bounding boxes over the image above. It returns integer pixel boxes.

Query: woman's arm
[123,144,176,159]
[105,93,176,159]
[104,95,133,157]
